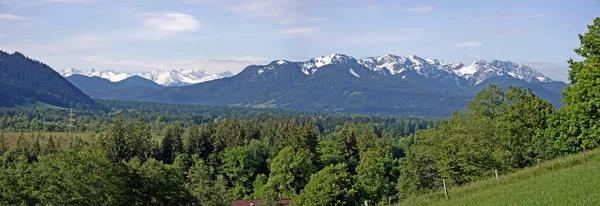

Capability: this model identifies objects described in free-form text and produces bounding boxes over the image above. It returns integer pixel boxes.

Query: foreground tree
[292,163,358,205]
[557,17,600,156]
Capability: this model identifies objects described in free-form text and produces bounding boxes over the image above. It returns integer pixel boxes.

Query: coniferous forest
[0,15,599,206]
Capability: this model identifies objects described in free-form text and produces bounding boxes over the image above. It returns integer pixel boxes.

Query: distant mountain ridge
[60,68,233,86]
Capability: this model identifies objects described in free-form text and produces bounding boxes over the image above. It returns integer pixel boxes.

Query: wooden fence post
[538,159,543,176]
[442,179,449,200]
[494,169,501,185]
[583,146,587,164]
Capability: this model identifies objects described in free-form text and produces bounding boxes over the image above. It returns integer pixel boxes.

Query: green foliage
[266,146,317,198]
[187,158,231,205]
[34,147,126,205]
[355,151,394,205]
[398,85,556,196]
[292,163,358,205]
[223,140,269,199]
[556,17,600,153]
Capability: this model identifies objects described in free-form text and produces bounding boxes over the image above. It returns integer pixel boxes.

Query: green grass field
[397,149,600,206]
[15,101,66,110]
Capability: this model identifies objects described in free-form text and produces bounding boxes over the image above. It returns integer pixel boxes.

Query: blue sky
[0,0,598,82]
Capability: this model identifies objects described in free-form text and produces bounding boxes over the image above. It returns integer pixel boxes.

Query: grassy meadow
[397,148,600,206]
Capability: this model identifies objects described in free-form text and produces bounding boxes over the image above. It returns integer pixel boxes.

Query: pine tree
[45,136,57,155]
[0,132,8,155]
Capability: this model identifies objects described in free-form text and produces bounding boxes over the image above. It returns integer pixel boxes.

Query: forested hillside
[0,51,94,108]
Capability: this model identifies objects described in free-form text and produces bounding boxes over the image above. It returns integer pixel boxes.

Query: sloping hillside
[398,149,600,206]
[0,51,94,108]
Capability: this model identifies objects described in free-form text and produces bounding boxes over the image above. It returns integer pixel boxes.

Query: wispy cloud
[454,41,483,48]
[307,17,326,22]
[141,13,201,32]
[64,35,109,49]
[227,0,310,24]
[46,0,93,2]
[0,33,8,38]
[504,14,549,20]
[277,26,319,35]
[401,6,435,13]
[0,13,25,21]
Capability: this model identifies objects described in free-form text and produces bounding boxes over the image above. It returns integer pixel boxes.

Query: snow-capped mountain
[137,69,233,86]
[60,68,233,86]
[245,53,552,86]
[61,68,132,82]
[454,60,551,84]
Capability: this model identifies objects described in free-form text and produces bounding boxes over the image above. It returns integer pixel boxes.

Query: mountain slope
[66,74,163,100]
[0,51,95,108]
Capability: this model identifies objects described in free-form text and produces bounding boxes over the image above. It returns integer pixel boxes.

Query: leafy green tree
[318,139,346,168]
[355,151,394,205]
[265,146,317,198]
[34,147,126,205]
[223,140,269,199]
[556,17,600,154]
[292,163,358,205]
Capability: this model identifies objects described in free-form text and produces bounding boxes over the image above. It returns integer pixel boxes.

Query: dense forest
[0,17,598,206]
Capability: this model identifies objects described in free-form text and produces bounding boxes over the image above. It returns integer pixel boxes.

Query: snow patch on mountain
[349,68,360,78]
[301,54,355,75]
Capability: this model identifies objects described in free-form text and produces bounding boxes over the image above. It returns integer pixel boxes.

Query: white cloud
[277,27,319,35]
[142,13,201,32]
[0,13,25,21]
[454,41,483,48]
[401,6,435,13]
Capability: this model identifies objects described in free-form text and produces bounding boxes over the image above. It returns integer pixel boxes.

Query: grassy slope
[15,101,66,110]
[398,149,600,206]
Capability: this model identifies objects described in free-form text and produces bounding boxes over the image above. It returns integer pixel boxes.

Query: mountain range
[60,68,233,86]
[113,53,564,116]
[1,50,566,116]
